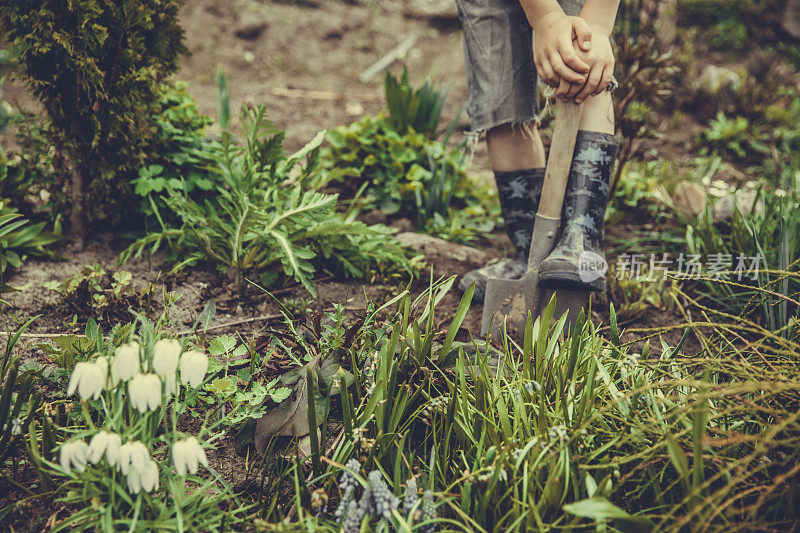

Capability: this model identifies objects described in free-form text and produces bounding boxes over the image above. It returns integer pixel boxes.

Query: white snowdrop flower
[88,430,122,467]
[117,440,150,477]
[139,459,160,493]
[152,339,181,379]
[172,436,209,476]
[164,374,178,397]
[126,467,142,494]
[10,417,23,435]
[776,188,787,198]
[179,350,209,388]
[60,439,89,473]
[95,357,108,385]
[129,373,162,412]
[112,342,141,383]
[67,361,106,400]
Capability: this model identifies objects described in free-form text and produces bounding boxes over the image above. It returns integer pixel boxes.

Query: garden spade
[481,100,588,340]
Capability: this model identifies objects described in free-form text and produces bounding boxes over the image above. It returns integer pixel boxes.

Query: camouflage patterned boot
[538,131,619,292]
[459,167,544,303]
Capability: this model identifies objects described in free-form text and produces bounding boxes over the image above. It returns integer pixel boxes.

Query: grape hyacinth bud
[335,458,361,519]
[403,478,419,514]
[420,490,437,532]
[342,499,365,533]
[339,458,361,492]
[367,470,399,520]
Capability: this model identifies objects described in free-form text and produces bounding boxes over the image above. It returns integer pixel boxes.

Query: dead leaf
[672,181,707,219]
[254,363,326,454]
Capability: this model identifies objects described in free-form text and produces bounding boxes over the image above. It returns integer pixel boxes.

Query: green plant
[607,262,678,320]
[122,106,409,295]
[131,82,220,226]
[0,77,14,135]
[0,198,60,279]
[47,315,249,530]
[606,159,674,225]
[43,264,154,325]
[698,112,770,160]
[0,318,41,473]
[709,18,750,50]
[0,0,187,236]
[383,67,450,138]
[610,1,680,196]
[672,185,800,333]
[319,114,500,241]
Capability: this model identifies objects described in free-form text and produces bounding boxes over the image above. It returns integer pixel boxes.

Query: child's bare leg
[486,122,546,172]
[578,90,614,134]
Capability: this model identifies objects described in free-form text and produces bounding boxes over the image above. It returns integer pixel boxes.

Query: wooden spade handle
[537,100,585,219]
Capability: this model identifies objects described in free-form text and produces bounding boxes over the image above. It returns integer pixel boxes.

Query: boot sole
[538,269,605,292]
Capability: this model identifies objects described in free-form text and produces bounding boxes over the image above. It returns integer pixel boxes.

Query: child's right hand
[533,10,593,87]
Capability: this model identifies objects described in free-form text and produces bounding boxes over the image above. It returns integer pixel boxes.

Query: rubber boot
[538,131,619,292]
[459,168,544,303]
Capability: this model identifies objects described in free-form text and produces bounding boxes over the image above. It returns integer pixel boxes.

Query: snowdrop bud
[129,374,162,413]
[118,441,150,476]
[88,430,122,467]
[153,339,181,378]
[60,439,89,473]
[179,350,209,388]
[172,436,209,476]
[67,361,105,400]
[112,342,141,383]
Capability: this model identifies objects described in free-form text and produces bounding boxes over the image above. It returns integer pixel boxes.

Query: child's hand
[556,29,615,104]
[533,11,593,87]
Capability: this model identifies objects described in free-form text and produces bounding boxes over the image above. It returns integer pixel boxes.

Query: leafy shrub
[0,0,187,236]
[319,114,499,242]
[131,83,220,226]
[122,106,408,295]
[0,198,60,278]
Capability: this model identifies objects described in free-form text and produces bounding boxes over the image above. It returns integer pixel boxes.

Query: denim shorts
[456,0,586,133]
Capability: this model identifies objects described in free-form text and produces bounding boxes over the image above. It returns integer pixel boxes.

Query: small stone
[711,189,763,224]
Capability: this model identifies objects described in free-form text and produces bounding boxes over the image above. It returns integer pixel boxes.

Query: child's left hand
[555,29,615,104]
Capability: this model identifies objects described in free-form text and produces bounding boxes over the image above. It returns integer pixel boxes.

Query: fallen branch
[270,86,383,102]
[358,34,419,83]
